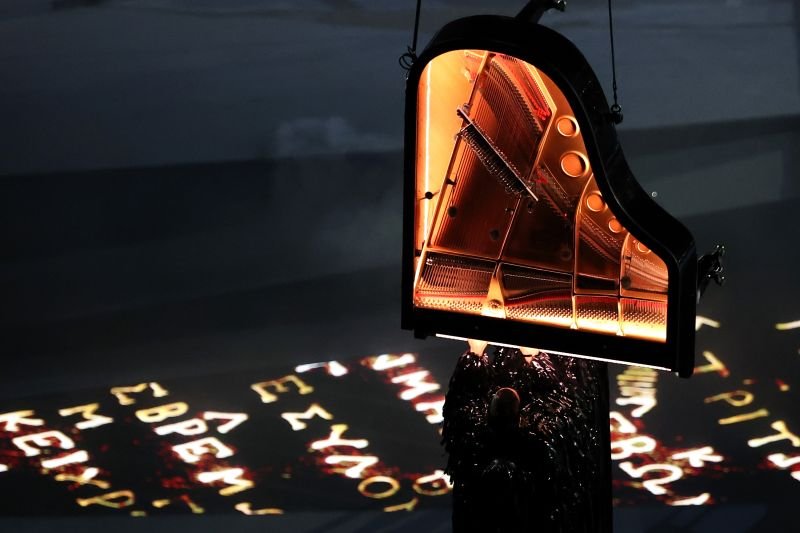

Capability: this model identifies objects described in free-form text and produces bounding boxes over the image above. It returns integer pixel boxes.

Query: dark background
[1,0,799,531]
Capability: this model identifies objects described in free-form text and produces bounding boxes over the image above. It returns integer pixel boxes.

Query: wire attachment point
[607,0,624,124]
[400,0,423,72]
[399,47,417,71]
[609,103,623,124]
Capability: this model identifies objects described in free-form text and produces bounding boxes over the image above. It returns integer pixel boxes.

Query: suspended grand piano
[401,14,714,377]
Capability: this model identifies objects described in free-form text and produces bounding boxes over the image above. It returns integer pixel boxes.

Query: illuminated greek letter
[384,497,419,512]
[670,447,723,468]
[748,421,800,448]
[391,371,440,400]
[670,493,711,506]
[203,412,248,434]
[695,316,720,331]
[235,502,284,515]
[611,436,656,460]
[413,470,451,496]
[615,395,657,418]
[13,430,75,457]
[719,409,769,425]
[618,367,658,379]
[618,386,656,398]
[281,404,333,431]
[295,361,348,377]
[172,437,234,463]
[618,462,682,495]
[0,464,7,473]
[176,495,204,514]
[310,424,368,450]
[609,411,637,435]
[775,320,800,331]
[767,453,800,480]
[767,453,800,470]
[325,455,379,479]
[415,399,445,424]
[154,418,208,437]
[111,384,147,405]
[694,351,729,377]
[358,476,401,499]
[59,403,113,430]
[617,374,656,384]
[0,410,44,432]
[135,402,188,424]
[41,450,90,470]
[704,390,753,407]
[250,375,313,404]
[620,382,654,391]
[368,353,416,371]
[197,468,254,496]
[110,382,168,406]
[56,468,110,489]
[77,490,135,509]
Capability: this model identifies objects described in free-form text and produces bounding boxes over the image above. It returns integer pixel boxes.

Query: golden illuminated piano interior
[413,50,669,342]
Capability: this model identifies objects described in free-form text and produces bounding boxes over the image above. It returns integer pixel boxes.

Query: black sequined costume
[442,347,611,532]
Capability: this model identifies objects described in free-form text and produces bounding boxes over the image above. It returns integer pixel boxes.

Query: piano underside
[413,50,669,342]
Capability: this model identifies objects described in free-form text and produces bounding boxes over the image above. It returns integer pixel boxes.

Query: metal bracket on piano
[455,105,539,201]
[697,244,726,303]
[516,0,566,23]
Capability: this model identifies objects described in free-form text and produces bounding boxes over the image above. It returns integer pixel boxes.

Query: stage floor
[1,184,797,531]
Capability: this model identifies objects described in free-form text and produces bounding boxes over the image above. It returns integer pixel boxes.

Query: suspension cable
[607,0,623,124]
[399,0,423,71]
